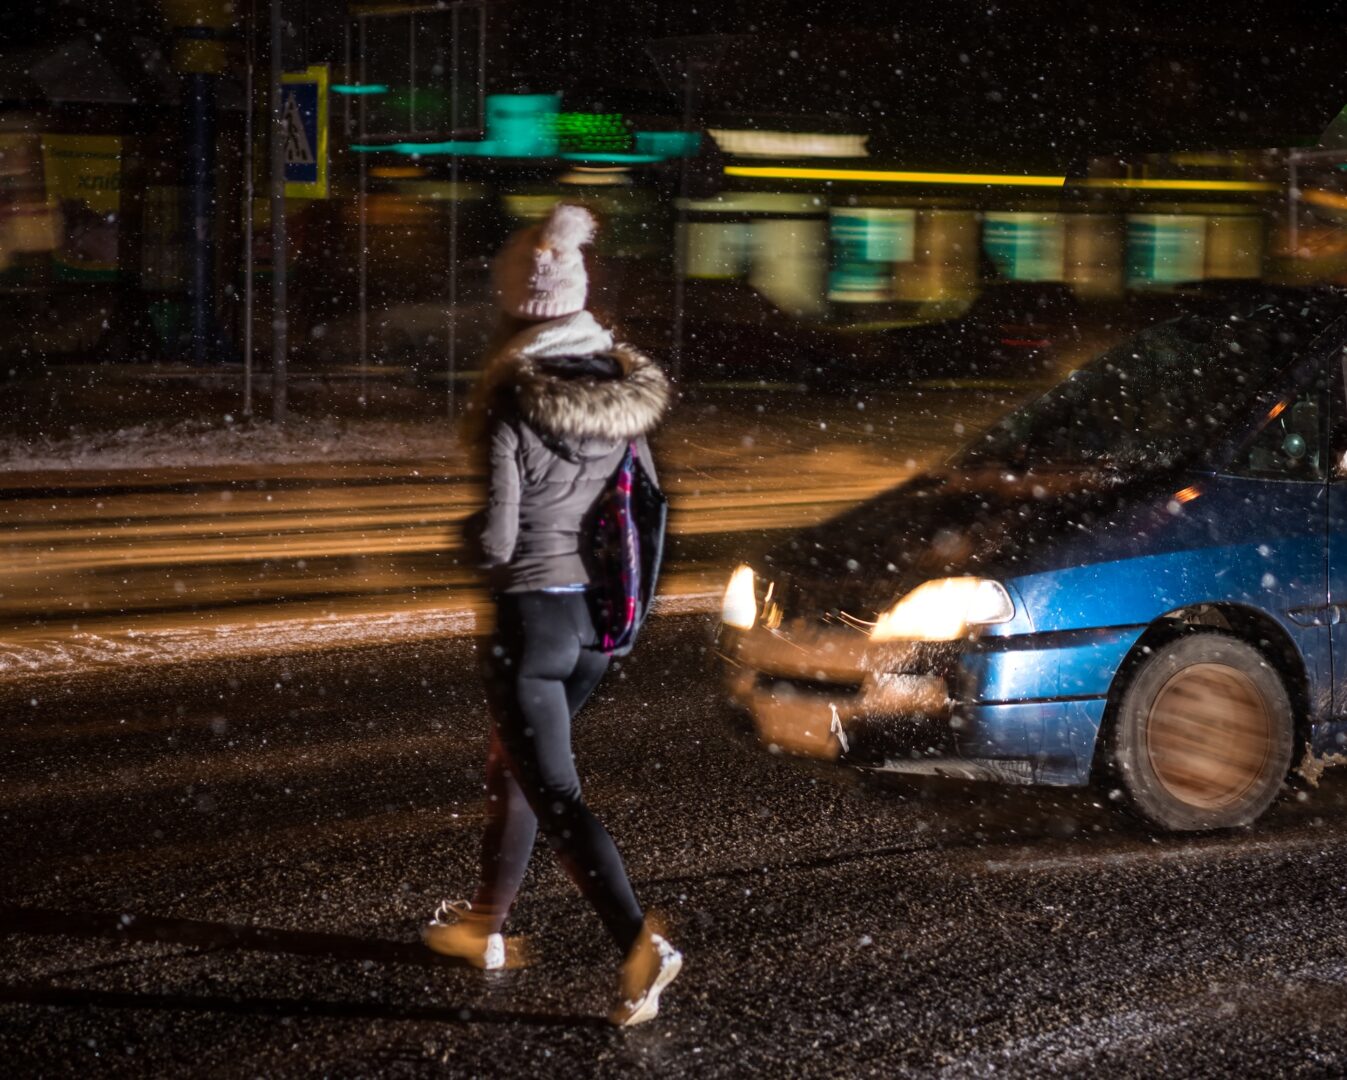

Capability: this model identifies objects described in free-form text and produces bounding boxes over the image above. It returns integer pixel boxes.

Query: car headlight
[721,564,758,629]
[870,577,1014,642]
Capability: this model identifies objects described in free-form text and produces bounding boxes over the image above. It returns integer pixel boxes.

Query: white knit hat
[492,203,597,320]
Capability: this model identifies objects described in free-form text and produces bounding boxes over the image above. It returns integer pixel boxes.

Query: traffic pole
[243,0,255,417]
[269,0,287,422]
[162,1,235,365]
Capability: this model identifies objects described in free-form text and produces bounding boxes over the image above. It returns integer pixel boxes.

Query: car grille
[759,573,861,624]
[755,673,864,697]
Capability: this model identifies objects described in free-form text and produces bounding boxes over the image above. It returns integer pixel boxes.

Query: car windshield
[958,299,1341,470]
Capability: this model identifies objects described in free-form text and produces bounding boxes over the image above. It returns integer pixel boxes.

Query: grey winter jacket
[473,317,670,593]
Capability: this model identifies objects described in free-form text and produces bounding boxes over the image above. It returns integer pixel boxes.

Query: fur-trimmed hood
[474,311,671,446]
[506,342,669,443]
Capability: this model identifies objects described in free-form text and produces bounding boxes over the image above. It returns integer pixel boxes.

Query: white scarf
[503,310,614,361]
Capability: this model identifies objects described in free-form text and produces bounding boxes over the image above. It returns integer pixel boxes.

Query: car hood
[760,464,1180,619]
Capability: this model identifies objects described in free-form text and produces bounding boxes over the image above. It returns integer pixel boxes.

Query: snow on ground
[0,389,992,475]
[0,590,719,685]
[0,417,464,473]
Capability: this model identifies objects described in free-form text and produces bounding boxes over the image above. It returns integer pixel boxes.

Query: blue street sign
[280,65,329,198]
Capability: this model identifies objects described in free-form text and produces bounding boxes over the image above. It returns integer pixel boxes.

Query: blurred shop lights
[331,83,388,95]
[352,93,700,164]
[709,129,869,158]
[555,112,632,154]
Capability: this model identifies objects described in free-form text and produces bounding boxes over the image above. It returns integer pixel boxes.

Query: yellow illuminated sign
[41,134,122,278]
[724,165,1275,194]
[725,165,1066,187]
[1079,178,1275,192]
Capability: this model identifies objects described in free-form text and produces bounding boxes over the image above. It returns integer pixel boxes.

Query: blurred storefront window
[678,192,827,316]
[750,215,827,317]
[1063,214,1124,299]
[1204,213,1264,279]
[1124,211,1264,287]
[1126,214,1207,286]
[827,207,914,302]
[982,211,1065,282]
[0,132,59,278]
[892,209,978,306]
[685,220,750,279]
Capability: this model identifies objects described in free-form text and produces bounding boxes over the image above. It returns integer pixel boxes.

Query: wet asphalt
[6,615,1347,1078]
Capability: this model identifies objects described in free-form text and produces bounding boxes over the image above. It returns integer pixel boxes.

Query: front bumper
[721,620,1133,787]
[722,621,952,761]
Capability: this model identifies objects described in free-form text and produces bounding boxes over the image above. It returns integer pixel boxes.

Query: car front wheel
[1109,632,1293,831]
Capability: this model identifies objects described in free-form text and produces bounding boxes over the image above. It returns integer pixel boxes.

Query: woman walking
[423,203,681,1027]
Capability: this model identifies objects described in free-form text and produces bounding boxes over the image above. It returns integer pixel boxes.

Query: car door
[1327,342,1347,737]
[1221,352,1332,731]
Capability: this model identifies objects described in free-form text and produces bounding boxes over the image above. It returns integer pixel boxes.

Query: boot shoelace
[430,898,472,926]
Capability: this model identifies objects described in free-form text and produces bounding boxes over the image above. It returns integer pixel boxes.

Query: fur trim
[469,312,671,444]
[508,343,670,442]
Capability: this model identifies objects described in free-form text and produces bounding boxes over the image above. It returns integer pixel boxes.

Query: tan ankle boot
[421,899,519,971]
[610,915,684,1026]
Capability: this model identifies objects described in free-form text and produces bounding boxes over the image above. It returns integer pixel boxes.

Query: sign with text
[41,134,122,279]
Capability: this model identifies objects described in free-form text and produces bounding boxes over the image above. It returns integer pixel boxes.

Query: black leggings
[472,590,644,955]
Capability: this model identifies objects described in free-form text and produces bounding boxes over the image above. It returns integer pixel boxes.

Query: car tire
[1108,632,1293,832]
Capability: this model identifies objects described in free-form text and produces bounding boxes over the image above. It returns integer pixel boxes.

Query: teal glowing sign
[350,94,699,164]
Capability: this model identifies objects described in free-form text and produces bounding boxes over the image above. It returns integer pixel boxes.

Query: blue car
[718,289,1347,831]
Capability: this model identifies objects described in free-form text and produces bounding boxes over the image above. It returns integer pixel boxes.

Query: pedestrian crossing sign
[281,65,329,198]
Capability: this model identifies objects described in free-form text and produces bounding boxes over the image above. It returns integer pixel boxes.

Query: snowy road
[0,389,1016,682]
[4,616,1347,1076]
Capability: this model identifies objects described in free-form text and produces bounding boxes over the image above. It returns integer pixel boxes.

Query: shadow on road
[0,905,458,967]
[0,906,605,1029]
[0,982,606,1029]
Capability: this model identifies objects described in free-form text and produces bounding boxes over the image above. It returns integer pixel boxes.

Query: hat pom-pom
[541,203,597,251]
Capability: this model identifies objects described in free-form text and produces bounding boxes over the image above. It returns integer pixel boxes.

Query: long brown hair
[480,312,536,364]
[461,314,526,446]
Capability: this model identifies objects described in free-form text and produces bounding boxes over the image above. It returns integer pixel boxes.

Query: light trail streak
[0,397,1014,681]
[724,165,1275,193]
[724,165,1068,187]
[0,461,910,636]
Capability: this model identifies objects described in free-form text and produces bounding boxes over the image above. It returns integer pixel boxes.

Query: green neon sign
[349,94,700,163]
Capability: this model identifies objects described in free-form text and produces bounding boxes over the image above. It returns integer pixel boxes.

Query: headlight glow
[869,577,1014,642]
[721,564,758,629]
